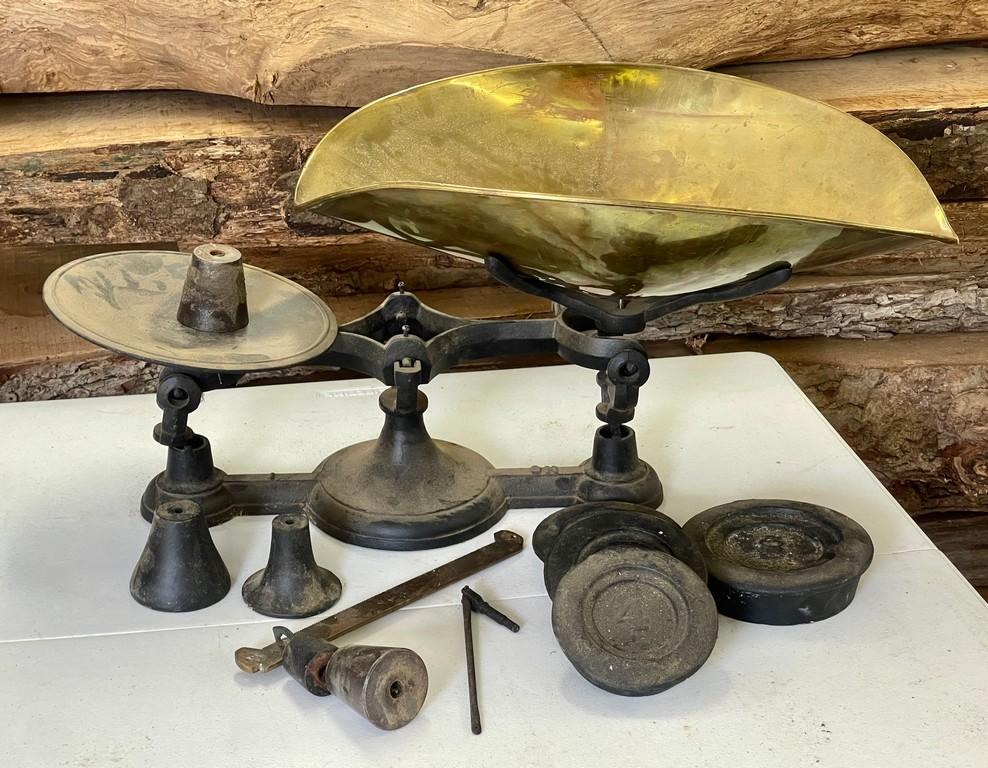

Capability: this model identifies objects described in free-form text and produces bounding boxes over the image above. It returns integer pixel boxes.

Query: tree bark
[709,333,988,516]
[646,268,988,341]
[2,4,986,106]
[2,47,985,252]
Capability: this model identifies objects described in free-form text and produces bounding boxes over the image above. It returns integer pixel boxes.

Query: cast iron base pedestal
[140,258,791,549]
[306,388,509,548]
[140,386,663,550]
[139,278,686,549]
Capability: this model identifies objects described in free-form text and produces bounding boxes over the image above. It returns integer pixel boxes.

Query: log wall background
[0,4,985,595]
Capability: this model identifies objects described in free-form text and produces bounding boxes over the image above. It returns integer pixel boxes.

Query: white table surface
[0,352,985,767]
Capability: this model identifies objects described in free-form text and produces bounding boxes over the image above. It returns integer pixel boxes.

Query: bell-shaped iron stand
[139,256,791,551]
[242,513,342,617]
[130,499,231,611]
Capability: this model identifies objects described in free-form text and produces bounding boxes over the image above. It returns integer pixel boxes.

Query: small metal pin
[461,586,520,735]
[462,586,520,632]
[397,280,406,294]
[402,324,411,337]
[462,593,482,734]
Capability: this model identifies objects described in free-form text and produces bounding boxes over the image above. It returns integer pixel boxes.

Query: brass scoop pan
[295,63,956,298]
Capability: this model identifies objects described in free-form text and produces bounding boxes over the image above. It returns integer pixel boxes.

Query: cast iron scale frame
[142,255,792,551]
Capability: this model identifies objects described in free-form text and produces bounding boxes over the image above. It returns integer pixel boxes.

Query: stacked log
[0,10,986,587]
[3,2,986,105]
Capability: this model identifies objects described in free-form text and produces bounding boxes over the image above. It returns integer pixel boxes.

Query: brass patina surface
[295,63,956,298]
[43,250,337,371]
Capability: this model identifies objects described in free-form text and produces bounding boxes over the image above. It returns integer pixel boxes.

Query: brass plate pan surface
[296,63,956,298]
[43,250,338,372]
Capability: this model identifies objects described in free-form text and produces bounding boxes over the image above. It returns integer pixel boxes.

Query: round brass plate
[295,63,956,298]
[43,250,338,372]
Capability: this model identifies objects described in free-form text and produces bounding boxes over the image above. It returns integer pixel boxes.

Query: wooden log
[865,108,988,202]
[0,283,551,401]
[912,511,988,590]
[2,3,987,106]
[0,91,336,247]
[0,353,160,403]
[2,46,986,252]
[704,333,988,516]
[719,46,988,113]
[4,223,987,400]
[3,205,988,391]
[243,244,492,297]
[1,131,986,354]
[645,268,988,341]
[259,224,988,341]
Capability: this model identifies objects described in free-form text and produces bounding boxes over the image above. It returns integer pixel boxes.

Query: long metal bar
[234,530,524,673]
[462,594,482,734]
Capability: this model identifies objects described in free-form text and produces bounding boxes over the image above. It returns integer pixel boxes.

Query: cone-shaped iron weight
[242,513,342,618]
[130,499,231,611]
[176,243,249,332]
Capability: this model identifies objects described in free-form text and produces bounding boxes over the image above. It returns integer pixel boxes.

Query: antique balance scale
[43,64,954,710]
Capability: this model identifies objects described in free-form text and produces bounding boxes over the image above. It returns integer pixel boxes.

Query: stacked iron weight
[533,501,718,696]
[534,499,875,696]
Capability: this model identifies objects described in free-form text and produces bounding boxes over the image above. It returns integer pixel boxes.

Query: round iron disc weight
[542,504,707,600]
[683,498,874,625]
[551,548,719,696]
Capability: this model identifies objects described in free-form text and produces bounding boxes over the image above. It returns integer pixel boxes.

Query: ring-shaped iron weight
[683,499,874,625]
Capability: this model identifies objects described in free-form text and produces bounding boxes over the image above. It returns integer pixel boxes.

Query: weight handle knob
[279,629,429,730]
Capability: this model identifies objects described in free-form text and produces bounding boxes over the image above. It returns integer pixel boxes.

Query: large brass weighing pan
[295,63,956,298]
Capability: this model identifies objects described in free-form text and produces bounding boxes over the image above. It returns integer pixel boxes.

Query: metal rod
[235,530,524,673]
[462,593,482,735]
[462,586,521,632]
